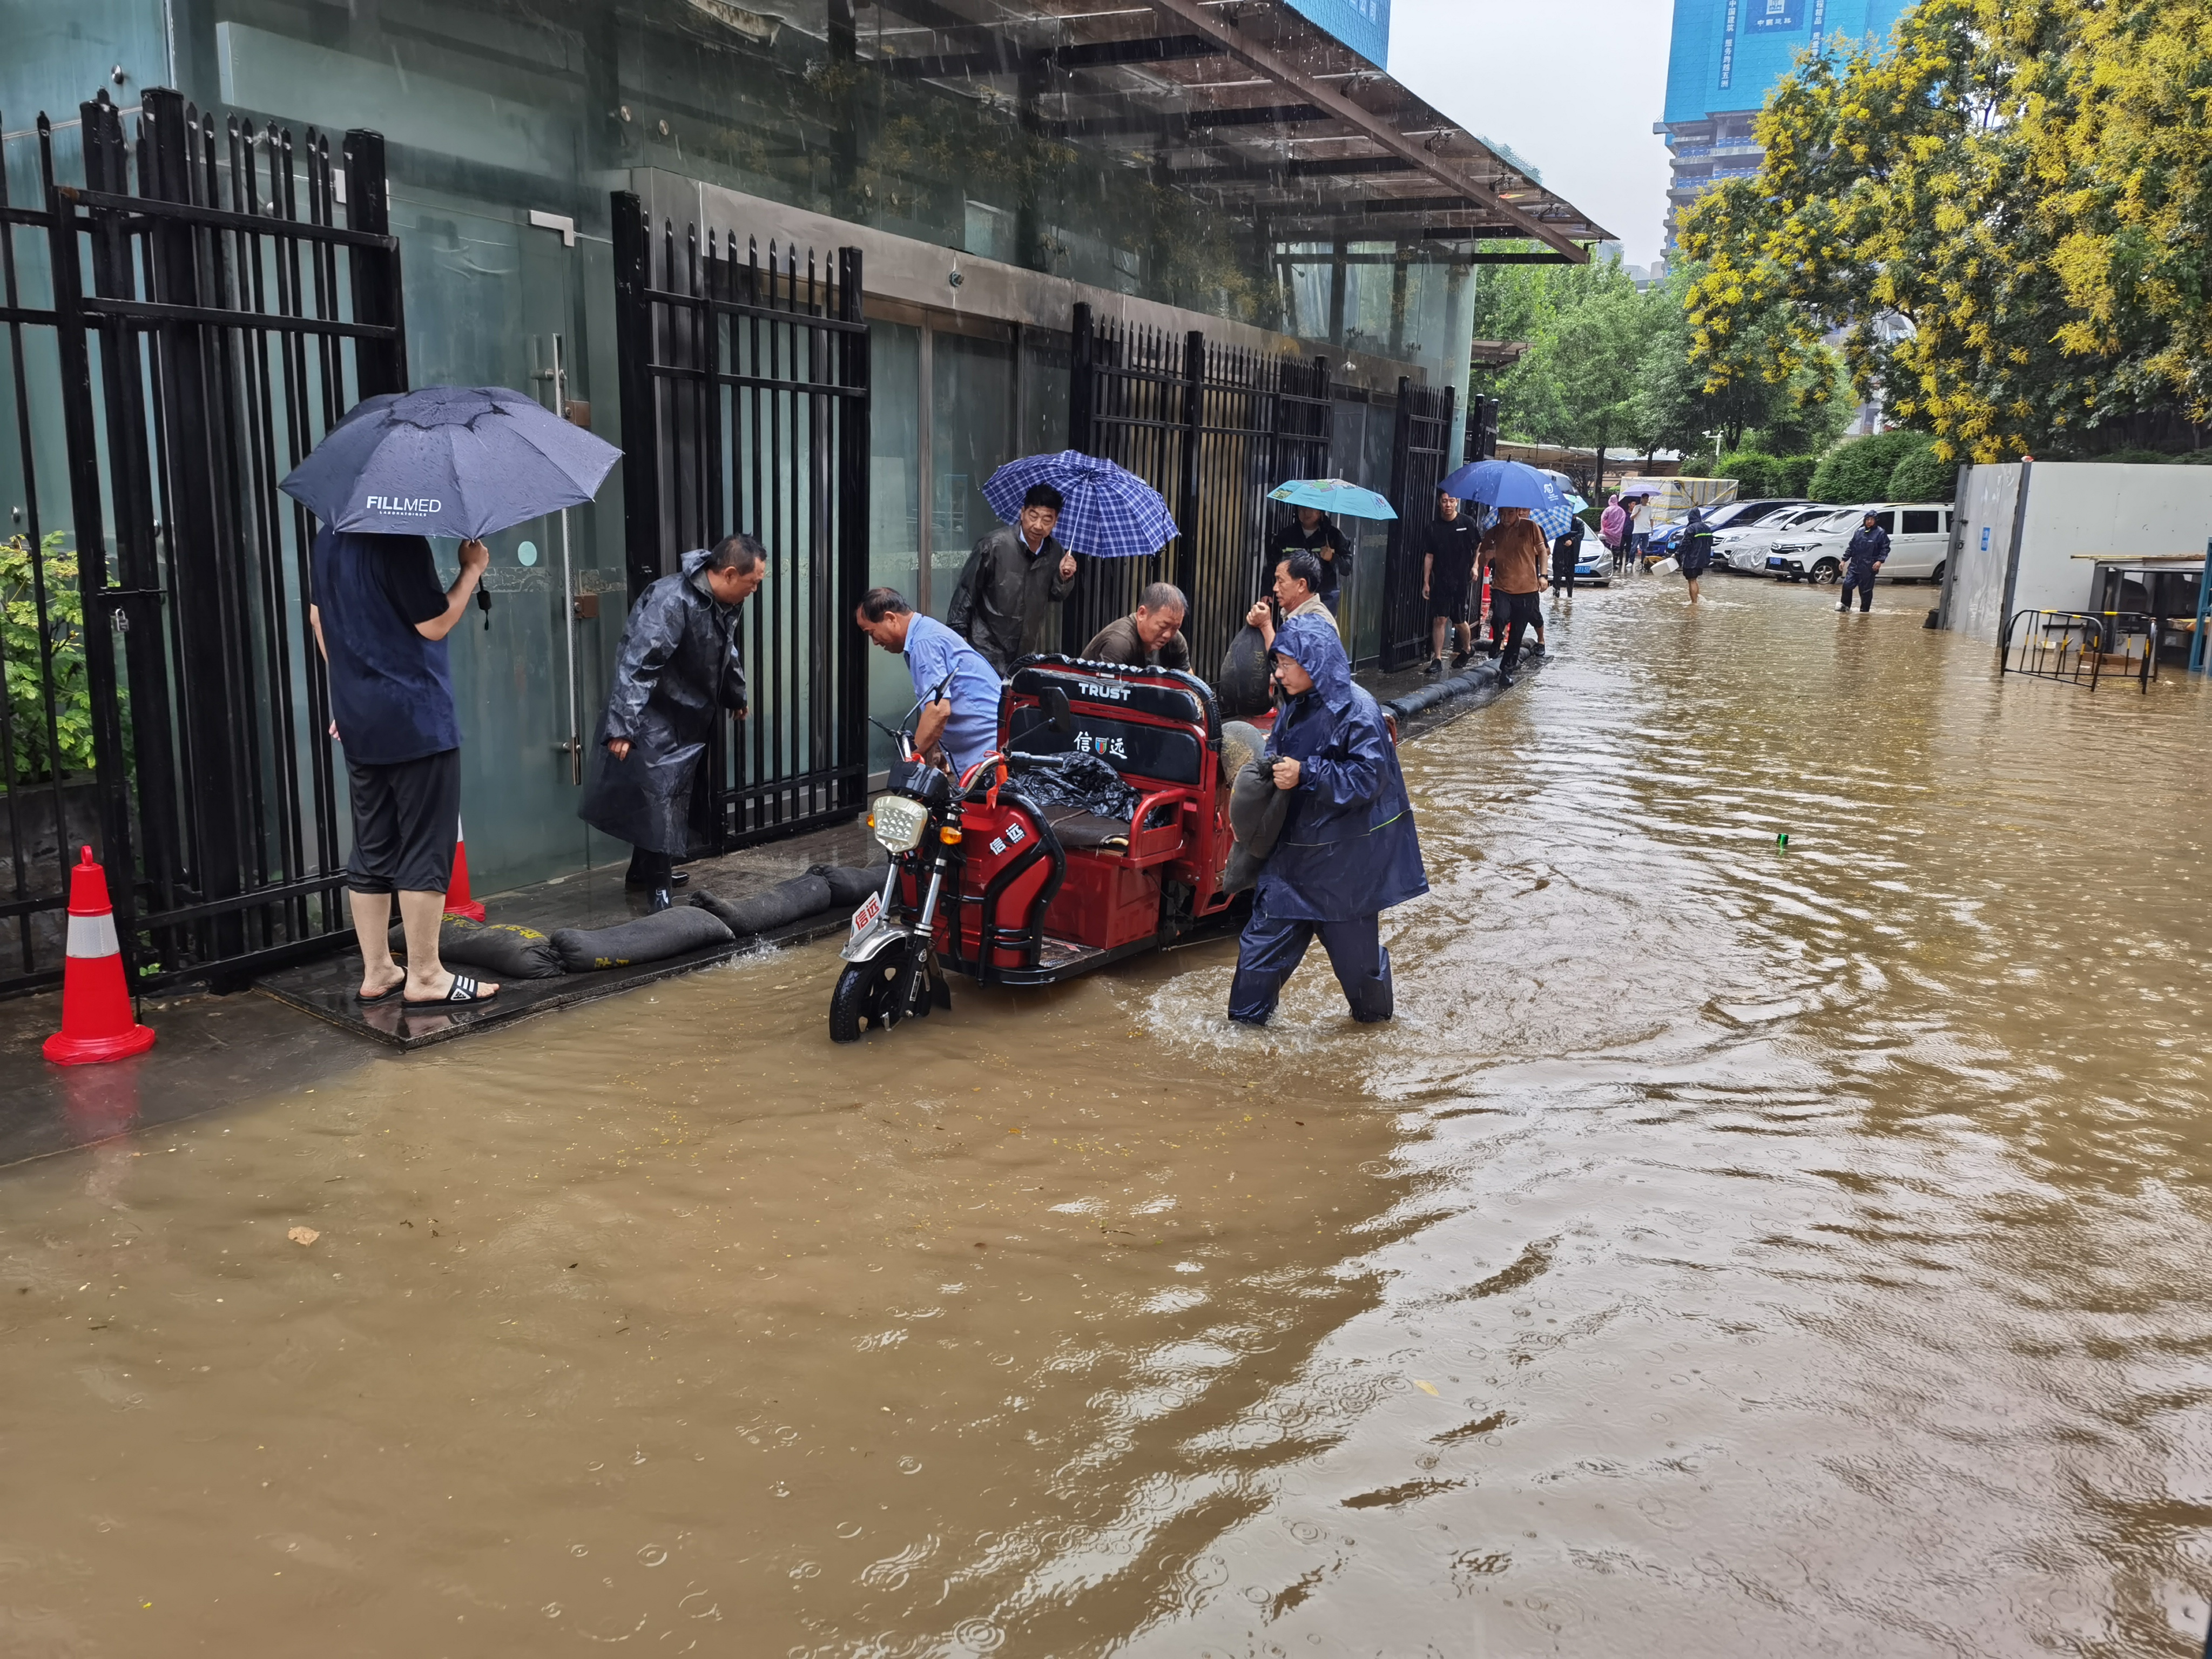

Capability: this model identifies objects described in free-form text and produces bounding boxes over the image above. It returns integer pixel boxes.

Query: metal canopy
[849,0,1611,259]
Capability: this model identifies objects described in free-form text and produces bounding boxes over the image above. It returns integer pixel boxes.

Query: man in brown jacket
[1479,506,1547,687]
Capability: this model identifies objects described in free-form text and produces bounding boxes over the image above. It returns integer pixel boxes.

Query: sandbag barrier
[1381,658,1510,727]
[392,866,882,979]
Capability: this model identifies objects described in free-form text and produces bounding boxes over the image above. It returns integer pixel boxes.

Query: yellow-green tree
[1679,0,2212,462]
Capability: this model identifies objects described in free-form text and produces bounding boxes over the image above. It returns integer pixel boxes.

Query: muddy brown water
[5,576,2212,1657]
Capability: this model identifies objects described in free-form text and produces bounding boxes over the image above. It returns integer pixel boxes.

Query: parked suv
[1718,504,1854,573]
[1766,504,1954,584]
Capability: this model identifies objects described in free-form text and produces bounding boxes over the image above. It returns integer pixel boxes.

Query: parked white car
[1765,503,1955,584]
[1717,504,1852,572]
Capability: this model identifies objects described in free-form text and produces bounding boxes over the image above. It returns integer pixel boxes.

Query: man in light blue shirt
[854,586,1002,774]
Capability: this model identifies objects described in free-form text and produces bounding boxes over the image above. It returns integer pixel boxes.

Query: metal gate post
[139,89,253,957]
[1069,302,1095,455]
[1382,377,1416,670]
[1176,328,1203,602]
[41,114,141,961]
[611,192,662,603]
[837,246,869,811]
[342,130,407,397]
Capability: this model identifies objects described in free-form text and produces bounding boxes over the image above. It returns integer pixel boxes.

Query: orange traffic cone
[444,815,486,922]
[43,846,156,1065]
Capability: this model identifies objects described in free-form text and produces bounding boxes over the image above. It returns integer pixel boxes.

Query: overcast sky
[1386,0,1676,267]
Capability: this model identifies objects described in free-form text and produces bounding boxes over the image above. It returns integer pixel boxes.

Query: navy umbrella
[279,385,621,542]
[1437,457,1566,513]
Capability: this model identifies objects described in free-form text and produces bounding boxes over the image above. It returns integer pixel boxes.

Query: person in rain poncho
[1676,507,1715,605]
[1228,614,1428,1027]
[1600,494,1628,574]
[580,535,763,910]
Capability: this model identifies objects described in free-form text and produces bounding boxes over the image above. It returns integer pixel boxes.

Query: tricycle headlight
[870,794,929,855]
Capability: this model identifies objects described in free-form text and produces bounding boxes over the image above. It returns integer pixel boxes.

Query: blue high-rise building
[1657,0,1917,252]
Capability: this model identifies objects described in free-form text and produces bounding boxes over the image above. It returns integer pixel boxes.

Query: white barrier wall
[1947,463,2022,643]
[1941,462,2212,644]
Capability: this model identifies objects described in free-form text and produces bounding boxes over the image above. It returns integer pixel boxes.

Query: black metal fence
[611,192,870,853]
[1379,380,1458,670]
[1065,304,1332,677]
[0,87,404,998]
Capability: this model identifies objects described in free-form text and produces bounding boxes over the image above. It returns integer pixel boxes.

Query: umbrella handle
[478,585,492,631]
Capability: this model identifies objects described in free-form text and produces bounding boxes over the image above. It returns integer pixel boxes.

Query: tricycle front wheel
[830,956,901,1043]
[828,946,946,1042]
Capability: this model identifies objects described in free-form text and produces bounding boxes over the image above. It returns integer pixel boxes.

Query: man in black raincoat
[579,534,763,910]
[946,483,1078,675]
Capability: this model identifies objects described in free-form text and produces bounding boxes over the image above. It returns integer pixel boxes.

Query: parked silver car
[1718,505,1853,573]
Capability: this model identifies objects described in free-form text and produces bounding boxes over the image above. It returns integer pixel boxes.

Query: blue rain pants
[1228,903,1393,1025]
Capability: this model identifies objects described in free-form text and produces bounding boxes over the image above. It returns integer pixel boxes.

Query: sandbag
[1215,624,1274,719]
[1222,754,1292,894]
[691,872,835,938]
[809,864,886,909]
[1219,719,1267,788]
[387,915,566,980]
[550,905,734,972]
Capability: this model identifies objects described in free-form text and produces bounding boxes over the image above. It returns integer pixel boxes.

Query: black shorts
[345,747,461,895]
[1429,584,1469,622]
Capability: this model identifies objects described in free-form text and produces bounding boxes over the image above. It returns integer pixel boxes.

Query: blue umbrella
[1437,457,1567,512]
[279,385,622,541]
[982,451,1177,559]
[1267,478,1398,520]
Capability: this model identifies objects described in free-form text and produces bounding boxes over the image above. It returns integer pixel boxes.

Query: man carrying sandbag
[581,534,764,913]
[1226,616,1427,1027]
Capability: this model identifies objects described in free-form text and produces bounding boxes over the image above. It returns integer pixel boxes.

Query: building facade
[0,0,1601,994]
[1657,0,1914,251]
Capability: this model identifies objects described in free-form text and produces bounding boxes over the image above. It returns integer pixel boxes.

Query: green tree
[1808,431,1933,503]
[1887,444,1958,501]
[1679,0,2212,462]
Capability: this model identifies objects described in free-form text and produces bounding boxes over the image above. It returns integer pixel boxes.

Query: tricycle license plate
[849,893,883,936]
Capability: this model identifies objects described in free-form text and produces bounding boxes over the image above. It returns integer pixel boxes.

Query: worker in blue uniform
[1227,615,1428,1026]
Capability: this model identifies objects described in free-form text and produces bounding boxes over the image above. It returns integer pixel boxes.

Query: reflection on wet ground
[5,575,2211,1656]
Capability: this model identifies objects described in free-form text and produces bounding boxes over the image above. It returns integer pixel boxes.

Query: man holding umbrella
[581,535,764,911]
[947,484,1077,676]
[310,528,495,1006]
[282,383,621,1007]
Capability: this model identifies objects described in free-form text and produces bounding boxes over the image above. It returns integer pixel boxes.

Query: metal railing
[1065,306,1332,677]
[2001,609,2156,693]
[611,193,871,854]
[1,87,404,997]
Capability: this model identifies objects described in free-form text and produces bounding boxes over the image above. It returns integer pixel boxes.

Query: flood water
[6,574,2212,1657]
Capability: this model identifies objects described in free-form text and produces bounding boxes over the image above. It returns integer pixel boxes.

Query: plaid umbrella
[1476,497,1582,539]
[982,451,1178,559]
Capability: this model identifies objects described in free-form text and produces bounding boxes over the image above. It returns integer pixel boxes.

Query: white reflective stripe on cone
[66,911,122,959]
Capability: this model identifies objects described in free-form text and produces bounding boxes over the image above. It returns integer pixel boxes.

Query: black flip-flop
[356,977,406,1004]
[403,973,497,1008]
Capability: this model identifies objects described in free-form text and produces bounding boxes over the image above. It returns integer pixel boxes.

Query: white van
[1765,504,1954,584]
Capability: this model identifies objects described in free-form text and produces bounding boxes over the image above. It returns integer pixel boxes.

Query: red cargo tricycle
[827,656,1265,1041]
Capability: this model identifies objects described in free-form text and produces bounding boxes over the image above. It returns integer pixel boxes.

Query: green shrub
[1887,444,1958,501]
[2081,448,2173,466]
[1776,454,1822,496]
[1809,430,1934,503]
[1717,450,1783,499]
[1,533,95,786]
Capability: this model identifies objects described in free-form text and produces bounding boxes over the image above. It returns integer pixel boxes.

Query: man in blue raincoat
[1228,615,1427,1026]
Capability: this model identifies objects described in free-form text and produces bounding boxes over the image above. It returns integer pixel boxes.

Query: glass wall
[929,328,1016,618]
